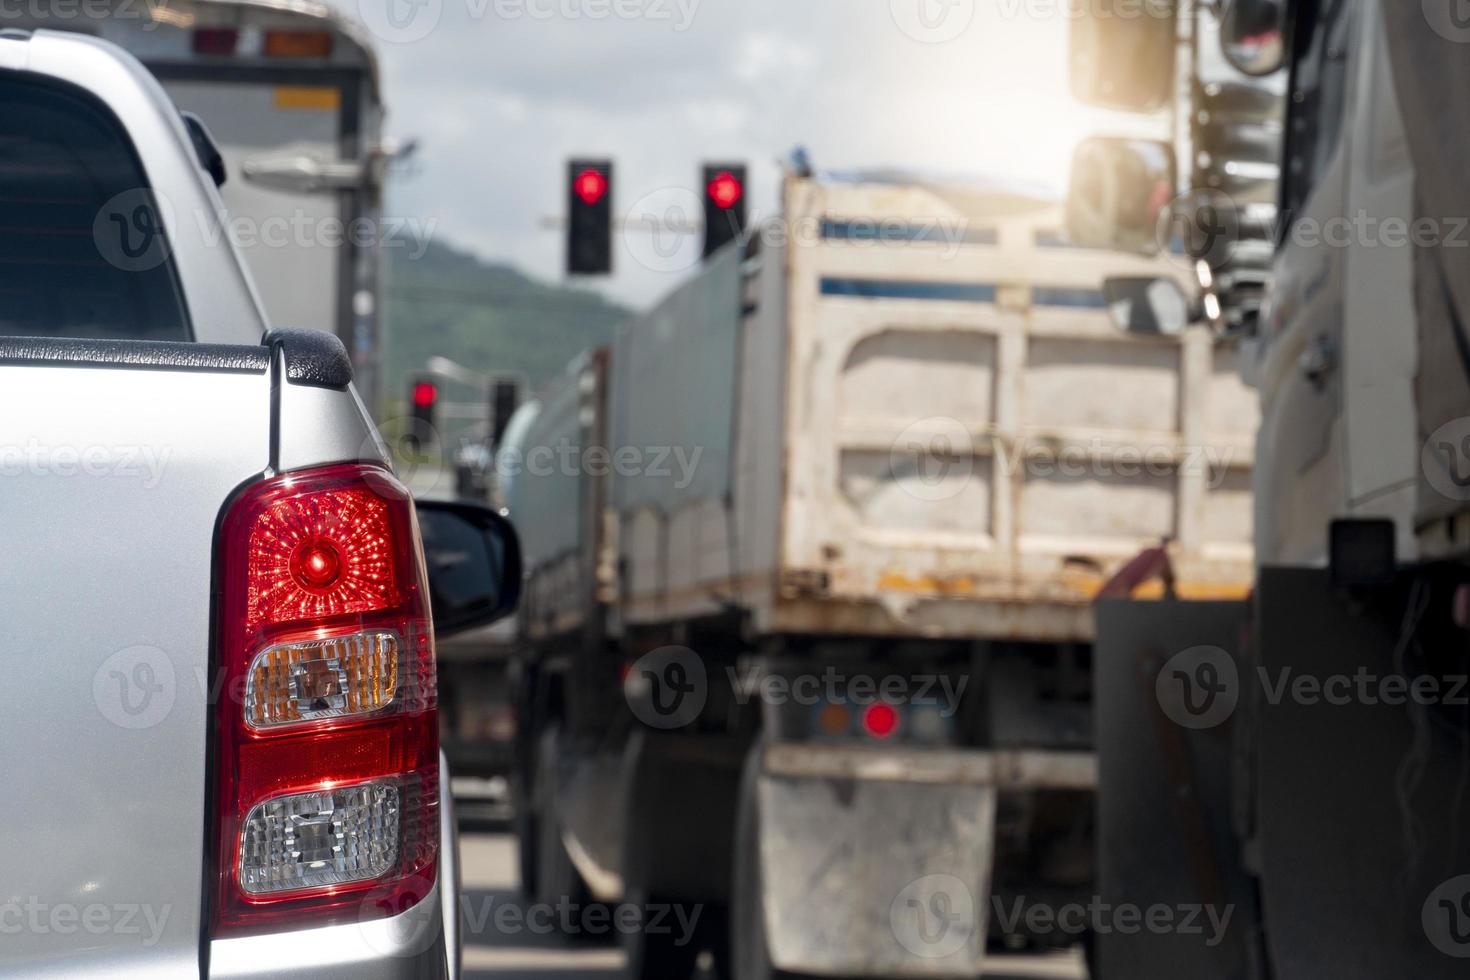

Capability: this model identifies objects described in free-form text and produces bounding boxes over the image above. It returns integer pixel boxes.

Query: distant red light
[862,703,900,740]
[412,381,438,409]
[574,168,609,206]
[708,171,743,210]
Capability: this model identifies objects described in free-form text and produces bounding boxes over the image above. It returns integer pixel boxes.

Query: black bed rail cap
[264,328,353,390]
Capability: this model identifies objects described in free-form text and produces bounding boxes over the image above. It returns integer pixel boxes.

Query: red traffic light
[412,381,438,408]
[574,168,609,206]
[707,170,744,210]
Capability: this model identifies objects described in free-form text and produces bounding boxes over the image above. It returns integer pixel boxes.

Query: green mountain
[379,238,628,441]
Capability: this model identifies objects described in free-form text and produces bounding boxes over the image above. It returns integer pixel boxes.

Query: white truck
[0,29,522,978]
[6,0,393,410]
[1066,0,1470,976]
[505,171,1256,978]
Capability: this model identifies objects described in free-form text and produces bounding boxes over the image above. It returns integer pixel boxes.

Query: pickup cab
[0,29,517,979]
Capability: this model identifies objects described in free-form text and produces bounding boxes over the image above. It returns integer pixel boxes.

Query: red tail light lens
[212,464,438,938]
[193,28,240,56]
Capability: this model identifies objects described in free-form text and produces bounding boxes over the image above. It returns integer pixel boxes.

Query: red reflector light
[708,170,744,209]
[412,381,438,409]
[862,703,900,739]
[193,27,239,55]
[244,487,398,631]
[213,464,438,938]
[574,168,609,206]
[290,539,342,591]
[263,29,334,58]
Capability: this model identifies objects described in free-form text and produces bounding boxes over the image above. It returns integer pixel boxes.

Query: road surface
[457,828,1087,980]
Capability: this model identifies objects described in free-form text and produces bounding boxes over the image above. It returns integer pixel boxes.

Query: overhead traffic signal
[489,378,521,447]
[410,376,438,433]
[702,163,747,259]
[567,159,613,275]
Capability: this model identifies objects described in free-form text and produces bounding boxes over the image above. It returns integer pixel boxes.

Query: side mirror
[1069,0,1178,112]
[1066,137,1177,254]
[1219,0,1290,77]
[1103,277,1193,336]
[415,500,522,639]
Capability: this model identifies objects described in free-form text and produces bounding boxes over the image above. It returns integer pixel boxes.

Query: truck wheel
[731,749,797,980]
[530,726,590,909]
[621,885,709,980]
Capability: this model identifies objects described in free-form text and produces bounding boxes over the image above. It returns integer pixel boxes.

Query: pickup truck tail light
[211,464,438,938]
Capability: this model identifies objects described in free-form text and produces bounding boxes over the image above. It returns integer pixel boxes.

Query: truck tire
[620,884,709,980]
[731,748,798,980]
[530,726,591,910]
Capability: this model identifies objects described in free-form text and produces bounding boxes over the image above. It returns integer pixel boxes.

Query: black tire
[1082,929,1100,979]
[621,884,710,980]
[731,747,800,980]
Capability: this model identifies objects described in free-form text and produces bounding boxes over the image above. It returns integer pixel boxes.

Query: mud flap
[1094,599,1258,979]
[757,754,996,977]
[1254,567,1470,978]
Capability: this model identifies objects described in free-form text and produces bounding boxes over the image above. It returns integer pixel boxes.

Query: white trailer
[8,0,391,410]
[506,171,1256,979]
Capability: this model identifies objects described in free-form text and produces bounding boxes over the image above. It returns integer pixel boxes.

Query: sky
[331,0,1157,308]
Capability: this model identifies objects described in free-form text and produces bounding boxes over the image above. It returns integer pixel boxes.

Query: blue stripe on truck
[819,278,999,302]
[821,220,998,245]
[1032,286,1107,309]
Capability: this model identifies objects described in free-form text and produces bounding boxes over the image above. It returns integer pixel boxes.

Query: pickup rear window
[0,73,191,341]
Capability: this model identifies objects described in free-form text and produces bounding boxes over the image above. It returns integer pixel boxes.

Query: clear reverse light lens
[239,783,400,895]
[245,631,399,729]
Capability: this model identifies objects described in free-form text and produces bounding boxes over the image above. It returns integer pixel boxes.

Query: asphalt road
[457,829,1087,980]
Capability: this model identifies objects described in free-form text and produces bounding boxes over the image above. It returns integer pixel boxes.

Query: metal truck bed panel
[585,177,1257,641]
[0,360,271,976]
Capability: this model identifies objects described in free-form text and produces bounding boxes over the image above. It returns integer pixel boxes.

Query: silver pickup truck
[0,28,519,979]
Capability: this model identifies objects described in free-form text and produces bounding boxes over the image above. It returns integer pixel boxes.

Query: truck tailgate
[0,355,270,977]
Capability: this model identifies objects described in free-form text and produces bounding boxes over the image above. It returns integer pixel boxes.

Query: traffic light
[567,159,613,275]
[702,163,747,259]
[410,376,438,437]
[489,378,521,447]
